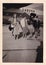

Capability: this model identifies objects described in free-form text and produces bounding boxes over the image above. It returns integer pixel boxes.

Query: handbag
[9,24,14,31]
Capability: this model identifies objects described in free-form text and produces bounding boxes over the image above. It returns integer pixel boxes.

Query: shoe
[12,34,14,36]
[35,36,37,38]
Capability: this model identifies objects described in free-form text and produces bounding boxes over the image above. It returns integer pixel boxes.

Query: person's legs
[24,27,27,38]
[17,34,19,39]
[23,31,25,38]
[23,28,25,38]
[15,30,19,39]
[37,28,40,36]
[31,27,35,37]
[14,26,18,39]
[35,27,40,38]
[35,28,38,38]
[24,31,26,38]
[15,35,17,39]
[12,28,14,36]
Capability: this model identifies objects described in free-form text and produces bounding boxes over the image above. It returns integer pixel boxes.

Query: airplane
[3,3,43,25]
[3,3,31,24]
[19,3,43,22]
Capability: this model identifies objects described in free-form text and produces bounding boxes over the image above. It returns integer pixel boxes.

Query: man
[32,16,40,38]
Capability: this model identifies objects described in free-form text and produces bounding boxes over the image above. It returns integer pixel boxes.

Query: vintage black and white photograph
[3,3,43,62]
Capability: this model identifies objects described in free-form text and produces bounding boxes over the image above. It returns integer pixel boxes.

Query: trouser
[31,26,40,38]
[34,27,40,38]
[23,27,27,38]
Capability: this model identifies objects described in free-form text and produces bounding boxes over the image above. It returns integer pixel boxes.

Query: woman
[20,16,28,38]
[13,14,19,39]
[8,16,14,36]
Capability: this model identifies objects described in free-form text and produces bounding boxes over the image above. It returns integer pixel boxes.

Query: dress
[20,18,28,33]
[28,24,34,34]
[13,18,22,35]
[13,18,18,35]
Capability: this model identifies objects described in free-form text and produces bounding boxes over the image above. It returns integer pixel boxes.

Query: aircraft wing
[3,3,31,9]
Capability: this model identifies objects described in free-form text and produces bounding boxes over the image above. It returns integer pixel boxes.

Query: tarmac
[3,25,43,62]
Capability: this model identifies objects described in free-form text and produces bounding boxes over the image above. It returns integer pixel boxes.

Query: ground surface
[3,25,43,62]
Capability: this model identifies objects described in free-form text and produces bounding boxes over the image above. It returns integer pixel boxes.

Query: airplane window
[27,9,28,12]
[25,9,26,11]
[29,10,30,12]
